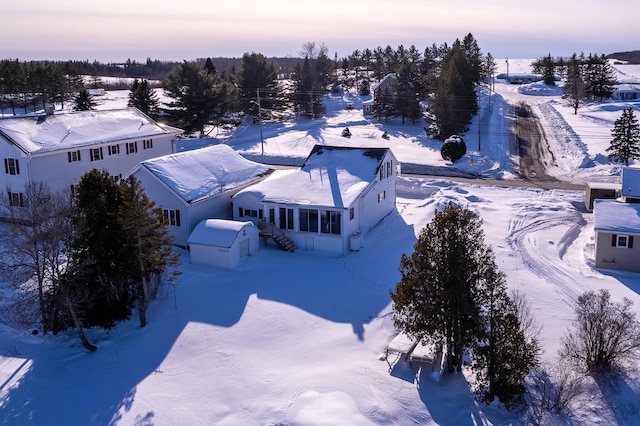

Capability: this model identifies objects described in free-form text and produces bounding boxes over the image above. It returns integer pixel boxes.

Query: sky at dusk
[5,1,639,62]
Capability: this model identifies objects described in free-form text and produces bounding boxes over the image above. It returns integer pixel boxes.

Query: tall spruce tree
[607,107,640,166]
[72,169,132,329]
[128,78,159,115]
[563,53,587,115]
[73,88,97,111]
[118,176,180,327]
[391,203,488,372]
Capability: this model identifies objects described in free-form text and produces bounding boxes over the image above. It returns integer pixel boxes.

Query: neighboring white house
[593,199,640,272]
[232,145,398,256]
[187,219,259,269]
[612,85,640,100]
[0,107,183,201]
[363,73,398,116]
[126,144,273,247]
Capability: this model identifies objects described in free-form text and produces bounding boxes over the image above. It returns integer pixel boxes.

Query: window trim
[4,158,20,175]
[612,233,634,249]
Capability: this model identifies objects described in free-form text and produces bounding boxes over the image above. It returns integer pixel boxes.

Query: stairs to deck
[258,221,296,252]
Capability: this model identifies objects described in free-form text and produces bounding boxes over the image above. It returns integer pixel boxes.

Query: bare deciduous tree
[561,288,640,373]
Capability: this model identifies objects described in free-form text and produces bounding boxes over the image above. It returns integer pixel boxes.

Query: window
[320,210,341,235]
[378,191,386,202]
[612,234,634,248]
[108,144,120,155]
[126,141,138,154]
[90,147,103,161]
[379,166,384,181]
[386,160,392,177]
[69,184,78,196]
[299,208,318,233]
[279,207,294,230]
[67,151,81,162]
[7,191,24,207]
[143,139,153,149]
[349,207,355,220]
[238,207,263,219]
[162,209,181,226]
[4,158,20,175]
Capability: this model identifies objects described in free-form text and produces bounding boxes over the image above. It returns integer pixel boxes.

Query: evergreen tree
[163,61,234,133]
[563,53,587,115]
[390,203,488,372]
[472,266,538,406]
[290,42,333,117]
[372,86,395,121]
[238,52,285,119]
[71,169,132,329]
[73,88,97,111]
[541,54,557,86]
[118,176,180,327]
[128,78,159,115]
[204,57,216,75]
[586,54,616,101]
[607,107,640,166]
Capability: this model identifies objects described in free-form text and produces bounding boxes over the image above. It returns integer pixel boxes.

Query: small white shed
[187,219,259,268]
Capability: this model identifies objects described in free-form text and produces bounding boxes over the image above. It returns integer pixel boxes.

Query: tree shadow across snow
[0,208,417,424]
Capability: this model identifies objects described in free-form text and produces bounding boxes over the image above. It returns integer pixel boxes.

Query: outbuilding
[187,219,259,269]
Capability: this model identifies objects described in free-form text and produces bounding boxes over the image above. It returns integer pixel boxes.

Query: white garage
[187,219,259,269]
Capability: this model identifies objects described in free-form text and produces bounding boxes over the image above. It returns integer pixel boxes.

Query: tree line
[532,52,617,114]
[2,34,490,140]
[0,171,179,351]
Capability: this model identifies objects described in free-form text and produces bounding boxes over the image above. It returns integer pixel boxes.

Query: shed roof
[594,199,640,234]
[134,144,272,203]
[0,107,183,154]
[234,145,393,208]
[622,167,640,198]
[187,219,255,247]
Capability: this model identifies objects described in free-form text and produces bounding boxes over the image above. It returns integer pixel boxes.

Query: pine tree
[118,176,180,327]
[128,78,159,115]
[73,88,97,111]
[71,169,132,329]
[390,203,488,372]
[563,53,587,115]
[541,54,557,86]
[607,107,640,166]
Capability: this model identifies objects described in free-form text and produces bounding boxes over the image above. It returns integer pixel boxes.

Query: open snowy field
[1,60,640,425]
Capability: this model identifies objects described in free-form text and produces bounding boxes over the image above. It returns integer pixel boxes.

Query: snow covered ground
[1,60,640,425]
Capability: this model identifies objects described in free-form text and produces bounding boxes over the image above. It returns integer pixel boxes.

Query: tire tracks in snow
[506,196,587,307]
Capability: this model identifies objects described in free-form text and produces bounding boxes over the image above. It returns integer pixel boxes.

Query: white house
[231,145,398,256]
[126,144,273,247]
[621,166,640,202]
[612,85,640,100]
[187,219,259,269]
[0,107,183,202]
[363,73,398,116]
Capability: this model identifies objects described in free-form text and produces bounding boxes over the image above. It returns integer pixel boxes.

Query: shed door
[239,239,249,258]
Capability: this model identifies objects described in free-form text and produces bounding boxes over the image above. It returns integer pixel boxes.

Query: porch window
[279,207,294,230]
[320,210,341,235]
[299,208,318,233]
[612,234,634,248]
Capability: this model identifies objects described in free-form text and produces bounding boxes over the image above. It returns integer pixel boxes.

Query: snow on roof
[187,219,255,247]
[622,167,640,197]
[0,107,182,154]
[594,199,640,234]
[138,144,272,203]
[235,145,389,208]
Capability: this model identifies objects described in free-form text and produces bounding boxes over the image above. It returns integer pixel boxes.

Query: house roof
[234,145,393,208]
[0,107,183,155]
[622,167,640,198]
[594,199,640,234]
[187,219,255,247]
[134,144,272,203]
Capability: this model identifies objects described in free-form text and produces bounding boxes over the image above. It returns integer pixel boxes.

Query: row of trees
[532,53,617,114]
[390,203,640,413]
[0,171,179,351]
[161,35,489,138]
